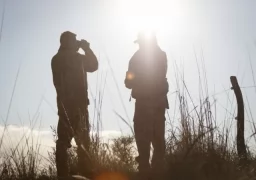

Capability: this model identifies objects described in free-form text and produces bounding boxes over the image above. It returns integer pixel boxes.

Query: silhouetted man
[125,32,169,180]
[51,31,98,178]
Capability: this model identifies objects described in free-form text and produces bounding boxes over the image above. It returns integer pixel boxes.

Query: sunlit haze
[0,0,255,156]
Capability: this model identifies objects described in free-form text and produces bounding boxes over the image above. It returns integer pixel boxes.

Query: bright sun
[119,0,173,36]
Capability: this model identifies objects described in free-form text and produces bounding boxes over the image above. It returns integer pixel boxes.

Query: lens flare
[127,72,135,80]
[118,0,175,36]
[94,171,128,180]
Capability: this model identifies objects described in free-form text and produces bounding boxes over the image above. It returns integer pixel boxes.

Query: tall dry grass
[0,51,256,180]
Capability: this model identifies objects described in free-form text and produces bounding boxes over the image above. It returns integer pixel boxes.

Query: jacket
[125,46,169,108]
[51,47,98,114]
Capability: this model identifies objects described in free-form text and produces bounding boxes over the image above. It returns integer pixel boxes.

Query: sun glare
[119,0,173,36]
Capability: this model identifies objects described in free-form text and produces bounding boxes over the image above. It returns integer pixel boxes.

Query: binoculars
[77,39,90,49]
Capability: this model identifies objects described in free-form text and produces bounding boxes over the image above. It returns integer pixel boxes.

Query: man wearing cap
[51,31,98,178]
[124,32,169,180]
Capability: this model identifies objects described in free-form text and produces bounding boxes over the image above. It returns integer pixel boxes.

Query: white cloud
[0,125,55,162]
[0,125,123,165]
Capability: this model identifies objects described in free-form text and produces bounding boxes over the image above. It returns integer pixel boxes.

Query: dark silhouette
[230,76,247,167]
[51,31,98,178]
[125,32,169,180]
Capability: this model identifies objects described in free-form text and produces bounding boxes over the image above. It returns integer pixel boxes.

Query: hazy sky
[0,0,255,143]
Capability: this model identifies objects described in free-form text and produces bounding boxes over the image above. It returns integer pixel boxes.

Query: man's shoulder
[51,53,59,64]
[130,50,141,61]
[132,50,140,57]
[51,52,65,67]
[156,47,166,56]
[51,50,65,60]
[52,51,81,62]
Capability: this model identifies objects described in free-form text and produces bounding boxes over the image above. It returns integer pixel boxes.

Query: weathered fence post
[230,76,247,166]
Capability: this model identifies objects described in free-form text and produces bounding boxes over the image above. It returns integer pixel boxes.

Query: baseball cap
[134,31,156,43]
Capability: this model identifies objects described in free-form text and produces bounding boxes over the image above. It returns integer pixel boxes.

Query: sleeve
[161,52,169,94]
[162,52,168,77]
[124,53,137,89]
[51,57,61,92]
[158,51,168,79]
[79,48,98,72]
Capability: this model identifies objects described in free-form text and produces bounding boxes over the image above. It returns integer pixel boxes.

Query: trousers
[133,101,166,179]
[56,102,91,178]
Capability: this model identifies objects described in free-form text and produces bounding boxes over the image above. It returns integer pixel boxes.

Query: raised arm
[80,42,98,72]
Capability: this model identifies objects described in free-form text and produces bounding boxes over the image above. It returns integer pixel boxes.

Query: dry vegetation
[0,57,256,180]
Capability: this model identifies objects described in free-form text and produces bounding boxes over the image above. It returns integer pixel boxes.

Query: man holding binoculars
[51,31,98,178]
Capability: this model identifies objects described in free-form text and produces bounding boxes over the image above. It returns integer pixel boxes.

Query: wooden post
[230,76,247,166]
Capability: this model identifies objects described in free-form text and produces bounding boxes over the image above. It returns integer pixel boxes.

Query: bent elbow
[87,60,98,72]
[89,64,98,72]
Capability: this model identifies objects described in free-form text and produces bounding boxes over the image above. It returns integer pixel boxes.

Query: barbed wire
[210,85,256,98]
[241,86,256,89]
